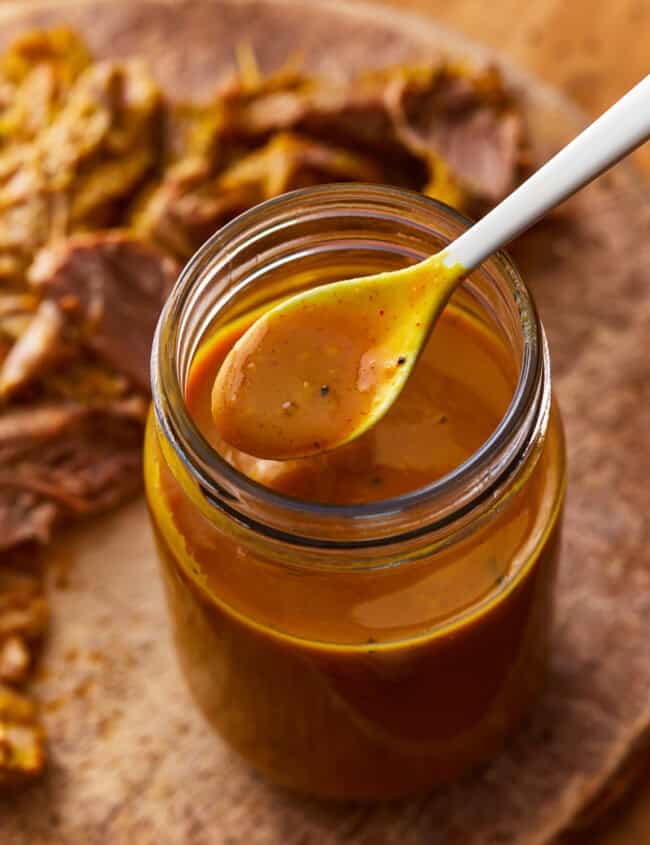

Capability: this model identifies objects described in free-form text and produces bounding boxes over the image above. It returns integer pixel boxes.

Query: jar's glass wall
[153,186,545,549]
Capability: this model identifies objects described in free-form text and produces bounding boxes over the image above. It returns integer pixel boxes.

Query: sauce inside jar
[146,255,565,799]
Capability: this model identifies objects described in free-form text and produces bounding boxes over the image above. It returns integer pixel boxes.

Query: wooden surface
[0,2,649,844]
[376,5,650,843]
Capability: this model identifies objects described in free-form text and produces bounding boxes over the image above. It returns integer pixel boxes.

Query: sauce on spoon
[211,259,459,460]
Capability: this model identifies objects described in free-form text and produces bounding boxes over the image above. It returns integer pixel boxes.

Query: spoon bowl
[211,255,461,459]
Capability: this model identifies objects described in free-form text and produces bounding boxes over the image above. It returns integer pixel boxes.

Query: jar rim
[152,184,548,550]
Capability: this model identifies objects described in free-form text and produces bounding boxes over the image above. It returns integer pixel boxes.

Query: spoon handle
[442,74,650,274]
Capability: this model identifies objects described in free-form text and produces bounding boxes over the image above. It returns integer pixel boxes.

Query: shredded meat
[0,300,64,399]
[0,566,47,678]
[134,132,385,259]
[131,158,253,261]
[0,28,91,147]
[194,62,525,202]
[0,293,39,365]
[0,637,30,685]
[29,233,178,393]
[0,231,176,400]
[0,681,45,785]
[0,58,161,283]
[0,397,147,550]
[0,562,47,784]
[385,64,525,202]
[218,131,384,195]
[133,61,526,261]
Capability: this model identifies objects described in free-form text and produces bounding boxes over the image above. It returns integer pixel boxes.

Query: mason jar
[145,185,566,800]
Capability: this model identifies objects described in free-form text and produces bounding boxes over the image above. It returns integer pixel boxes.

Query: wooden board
[1,2,649,843]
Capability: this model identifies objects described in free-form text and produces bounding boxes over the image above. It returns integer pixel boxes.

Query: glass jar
[145,185,566,800]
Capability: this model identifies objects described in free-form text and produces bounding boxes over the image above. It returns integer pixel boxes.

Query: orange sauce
[210,298,387,459]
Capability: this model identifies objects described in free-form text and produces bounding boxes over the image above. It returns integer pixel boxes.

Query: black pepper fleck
[397,356,406,366]
[282,400,297,415]
[320,385,330,397]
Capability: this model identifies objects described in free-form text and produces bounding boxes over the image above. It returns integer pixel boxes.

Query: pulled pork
[0,300,65,399]
[134,60,526,260]
[0,28,91,147]
[0,397,147,549]
[0,57,161,283]
[0,681,45,786]
[0,560,48,784]
[0,565,48,685]
[28,233,178,393]
[133,131,386,259]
